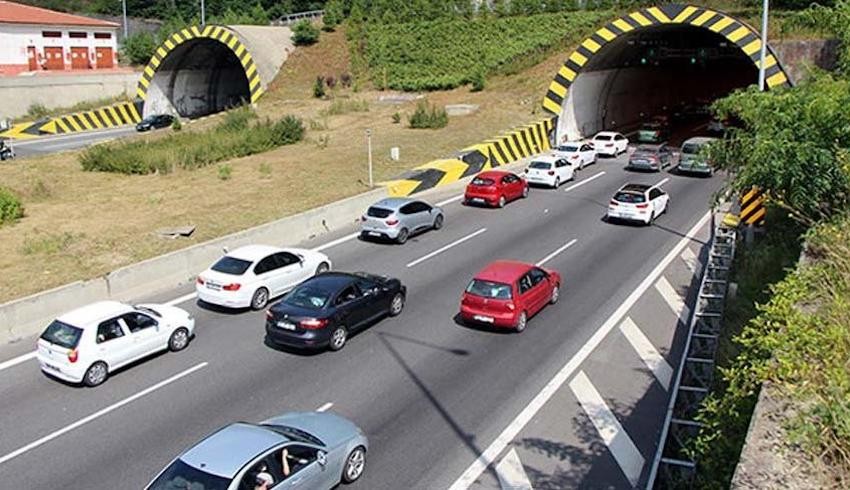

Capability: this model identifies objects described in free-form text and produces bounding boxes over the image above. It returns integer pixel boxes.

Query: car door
[648,188,664,216]
[414,201,435,230]
[556,158,573,181]
[334,284,370,329]
[616,134,627,153]
[658,145,670,166]
[355,276,389,321]
[527,267,551,313]
[272,252,305,293]
[581,143,595,165]
[122,312,163,360]
[255,254,286,296]
[507,174,523,199]
[274,444,336,490]
[94,317,135,369]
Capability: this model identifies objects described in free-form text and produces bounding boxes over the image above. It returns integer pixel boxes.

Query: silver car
[146,411,369,490]
[360,197,444,244]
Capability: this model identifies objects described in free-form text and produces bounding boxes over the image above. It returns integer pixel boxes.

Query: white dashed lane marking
[618,317,673,390]
[495,448,533,490]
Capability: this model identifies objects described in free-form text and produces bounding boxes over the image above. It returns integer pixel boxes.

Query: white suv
[36,301,195,387]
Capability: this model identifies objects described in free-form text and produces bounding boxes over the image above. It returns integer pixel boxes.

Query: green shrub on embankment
[0,187,24,225]
[352,11,611,91]
[79,109,305,175]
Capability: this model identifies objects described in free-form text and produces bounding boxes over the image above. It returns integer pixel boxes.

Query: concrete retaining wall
[0,187,387,345]
[773,39,839,85]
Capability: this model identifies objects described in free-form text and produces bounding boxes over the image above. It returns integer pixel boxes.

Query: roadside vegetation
[0,187,24,226]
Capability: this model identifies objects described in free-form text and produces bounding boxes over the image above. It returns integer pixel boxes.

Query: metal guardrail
[648,213,738,489]
[271,9,324,26]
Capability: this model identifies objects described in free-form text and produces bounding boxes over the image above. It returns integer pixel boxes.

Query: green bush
[313,76,326,98]
[292,20,320,46]
[171,117,182,131]
[392,112,401,124]
[270,115,305,145]
[322,0,344,31]
[470,69,486,92]
[408,101,448,129]
[218,163,232,180]
[121,31,156,65]
[26,103,49,120]
[0,187,24,225]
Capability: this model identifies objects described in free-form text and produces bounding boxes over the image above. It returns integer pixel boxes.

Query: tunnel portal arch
[137,26,264,119]
[543,4,792,141]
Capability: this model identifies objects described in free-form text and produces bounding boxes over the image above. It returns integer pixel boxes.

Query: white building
[0,0,119,76]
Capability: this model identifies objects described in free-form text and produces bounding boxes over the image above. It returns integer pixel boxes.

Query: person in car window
[254,471,274,490]
[281,448,292,477]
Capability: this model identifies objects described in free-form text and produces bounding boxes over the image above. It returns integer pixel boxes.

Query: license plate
[368,231,381,237]
[206,282,221,291]
[473,315,494,323]
[43,362,60,372]
[277,321,296,330]
[472,198,485,203]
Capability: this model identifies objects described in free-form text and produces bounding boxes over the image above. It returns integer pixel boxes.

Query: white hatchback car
[196,245,331,310]
[552,141,596,169]
[592,131,629,157]
[524,155,575,188]
[607,183,670,225]
[36,301,195,387]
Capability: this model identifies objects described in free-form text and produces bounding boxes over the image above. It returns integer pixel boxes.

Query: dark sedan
[136,114,175,132]
[265,272,406,351]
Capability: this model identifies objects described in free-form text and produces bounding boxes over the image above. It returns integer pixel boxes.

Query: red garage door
[43,46,64,70]
[70,47,89,69]
[95,47,113,69]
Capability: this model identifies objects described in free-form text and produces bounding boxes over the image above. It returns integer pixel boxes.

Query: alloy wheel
[85,362,108,387]
[330,327,347,351]
[551,285,560,304]
[344,447,366,482]
[516,312,527,333]
[251,288,269,310]
[390,293,405,316]
[316,262,330,274]
[169,328,189,351]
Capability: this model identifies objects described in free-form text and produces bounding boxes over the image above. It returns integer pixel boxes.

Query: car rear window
[529,161,552,169]
[282,285,331,309]
[614,191,646,203]
[40,320,83,349]
[636,145,656,152]
[367,206,393,218]
[471,177,495,186]
[681,143,702,154]
[557,145,579,152]
[146,458,229,490]
[595,135,613,141]
[466,279,512,299]
[262,424,325,446]
[211,256,252,275]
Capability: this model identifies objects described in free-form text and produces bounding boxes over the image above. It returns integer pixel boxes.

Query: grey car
[360,197,444,244]
[145,411,369,490]
[677,136,717,176]
[627,143,673,172]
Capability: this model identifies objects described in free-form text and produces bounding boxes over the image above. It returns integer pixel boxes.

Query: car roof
[635,144,664,151]
[476,170,510,179]
[57,301,133,328]
[531,155,560,163]
[618,183,652,193]
[557,141,585,146]
[683,136,717,145]
[594,131,619,138]
[369,197,416,210]
[227,245,284,261]
[180,423,288,479]
[301,272,357,292]
[474,260,533,283]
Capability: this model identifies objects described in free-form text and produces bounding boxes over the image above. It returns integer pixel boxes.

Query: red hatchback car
[460,260,561,332]
[464,170,529,208]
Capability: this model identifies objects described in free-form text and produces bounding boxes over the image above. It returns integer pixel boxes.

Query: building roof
[0,1,119,28]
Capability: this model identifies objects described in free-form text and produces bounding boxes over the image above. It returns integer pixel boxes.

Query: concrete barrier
[0,187,387,345]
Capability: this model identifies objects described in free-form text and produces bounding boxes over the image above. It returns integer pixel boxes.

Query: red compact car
[464,170,529,208]
[460,260,561,332]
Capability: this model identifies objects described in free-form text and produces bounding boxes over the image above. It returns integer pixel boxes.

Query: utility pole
[366,129,373,187]
[200,0,206,26]
[757,0,769,91]
[121,0,128,38]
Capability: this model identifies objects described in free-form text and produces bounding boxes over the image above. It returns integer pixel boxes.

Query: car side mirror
[317,450,327,467]
[222,246,229,254]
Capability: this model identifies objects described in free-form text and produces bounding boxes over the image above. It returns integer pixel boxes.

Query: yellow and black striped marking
[542,3,792,115]
[136,25,264,104]
[0,101,144,139]
[739,186,766,226]
[384,118,556,197]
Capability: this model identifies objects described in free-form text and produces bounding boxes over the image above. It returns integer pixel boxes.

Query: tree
[292,19,320,45]
[322,0,344,30]
[121,31,156,65]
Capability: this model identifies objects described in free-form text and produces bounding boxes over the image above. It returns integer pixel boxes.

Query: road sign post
[366,129,373,188]
[758,0,769,90]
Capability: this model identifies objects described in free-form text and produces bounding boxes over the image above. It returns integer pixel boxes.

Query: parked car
[265,272,405,351]
[460,260,561,332]
[463,170,528,208]
[591,131,629,157]
[136,114,175,131]
[607,183,670,225]
[678,136,717,176]
[36,301,195,387]
[552,141,596,170]
[360,197,443,244]
[627,143,673,172]
[524,155,575,188]
[197,245,331,310]
[636,120,669,143]
[0,139,14,161]
[145,411,369,490]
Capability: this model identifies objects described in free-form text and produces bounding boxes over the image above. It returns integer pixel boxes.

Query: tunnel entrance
[142,38,251,119]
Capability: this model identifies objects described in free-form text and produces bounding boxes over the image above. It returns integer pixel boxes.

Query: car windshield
[471,177,495,186]
[636,146,657,153]
[641,123,661,130]
[147,458,229,490]
[210,256,252,275]
[595,135,612,141]
[557,145,579,152]
[466,279,512,299]
[141,116,157,124]
[682,143,702,154]
[282,285,330,309]
[40,320,82,349]
[529,161,552,169]
[366,206,393,218]
[614,191,646,203]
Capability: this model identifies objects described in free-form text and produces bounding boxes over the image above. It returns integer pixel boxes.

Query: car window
[613,191,646,203]
[529,161,552,170]
[40,320,83,349]
[465,279,512,299]
[254,255,278,275]
[97,319,125,344]
[471,177,494,186]
[616,134,625,140]
[414,201,432,213]
[682,143,701,154]
[529,268,548,286]
[399,203,417,215]
[649,189,661,200]
[501,175,512,184]
[354,277,378,294]
[211,256,252,275]
[367,206,393,218]
[335,285,360,305]
[274,252,300,268]
[123,312,158,333]
[281,444,320,478]
[581,144,592,151]
[282,286,330,309]
[595,135,612,141]
[557,159,569,168]
[239,452,285,490]
[518,274,533,294]
[557,145,579,152]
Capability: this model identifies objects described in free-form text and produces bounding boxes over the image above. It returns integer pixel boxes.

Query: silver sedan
[360,197,444,244]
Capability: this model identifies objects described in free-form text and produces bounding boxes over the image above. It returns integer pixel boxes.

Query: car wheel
[551,284,560,304]
[497,195,506,208]
[316,262,330,275]
[433,214,444,230]
[522,186,529,198]
[553,177,560,189]
[342,446,367,483]
[168,327,190,352]
[389,293,405,316]
[83,361,109,387]
[251,287,270,310]
[515,311,528,333]
[396,228,409,244]
[329,326,348,351]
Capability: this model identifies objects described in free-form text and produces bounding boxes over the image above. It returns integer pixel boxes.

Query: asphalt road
[8,126,140,158]
[0,149,722,489]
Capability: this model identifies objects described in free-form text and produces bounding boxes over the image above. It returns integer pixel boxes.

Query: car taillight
[361,216,367,222]
[68,349,78,363]
[547,170,555,176]
[386,219,399,226]
[300,318,329,329]
[605,143,613,147]
[610,200,619,206]
[636,203,649,209]
[570,155,578,159]
[506,303,515,311]
[222,283,241,291]
[196,276,205,285]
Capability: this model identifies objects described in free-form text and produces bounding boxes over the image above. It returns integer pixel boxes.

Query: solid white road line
[447,210,712,490]
[406,228,487,268]
[0,352,36,372]
[654,276,690,321]
[654,177,671,188]
[312,232,361,252]
[0,362,208,466]
[495,448,533,490]
[166,292,197,307]
[316,402,334,412]
[437,194,465,207]
[563,171,606,193]
[569,371,644,487]
[618,317,673,390]
[680,247,699,273]
[536,239,578,267]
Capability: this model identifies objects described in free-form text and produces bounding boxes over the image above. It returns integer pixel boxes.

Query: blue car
[146,411,369,490]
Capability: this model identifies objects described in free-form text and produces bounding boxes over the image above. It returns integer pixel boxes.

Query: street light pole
[366,129,373,187]
[757,0,769,91]
[121,0,128,38]
[201,0,206,26]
